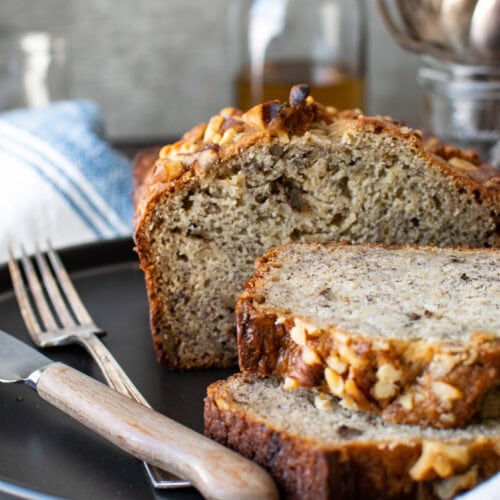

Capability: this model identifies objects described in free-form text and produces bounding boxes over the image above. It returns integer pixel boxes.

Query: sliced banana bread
[133,84,499,369]
[237,242,500,428]
[204,374,500,500]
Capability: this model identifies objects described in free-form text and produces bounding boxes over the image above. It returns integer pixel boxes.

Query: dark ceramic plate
[0,238,235,500]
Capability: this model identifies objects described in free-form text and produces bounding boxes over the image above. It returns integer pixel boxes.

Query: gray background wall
[1,0,422,140]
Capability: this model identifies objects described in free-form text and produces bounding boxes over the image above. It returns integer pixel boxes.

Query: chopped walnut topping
[218,107,242,119]
[403,341,435,364]
[182,122,206,141]
[326,354,347,375]
[434,467,478,500]
[339,394,359,411]
[162,160,184,182]
[372,363,402,401]
[432,353,462,376]
[324,367,344,397]
[414,391,425,404]
[449,157,478,173]
[141,82,496,223]
[283,322,496,428]
[432,381,463,408]
[283,376,300,390]
[439,413,456,425]
[314,392,334,411]
[372,339,390,351]
[344,378,365,403]
[305,327,322,337]
[159,144,173,159]
[290,323,306,346]
[410,441,470,481]
[302,346,321,366]
[337,342,365,369]
[242,104,270,130]
[196,148,219,173]
[464,350,478,365]
[398,392,414,410]
[203,115,224,143]
[219,127,238,145]
[290,318,321,345]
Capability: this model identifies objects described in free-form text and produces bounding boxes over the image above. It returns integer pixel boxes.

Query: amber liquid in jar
[236,60,364,111]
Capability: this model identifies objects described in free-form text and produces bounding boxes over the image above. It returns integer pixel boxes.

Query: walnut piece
[372,363,402,400]
[433,467,478,500]
[324,367,344,397]
[410,440,470,481]
[432,381,463,409]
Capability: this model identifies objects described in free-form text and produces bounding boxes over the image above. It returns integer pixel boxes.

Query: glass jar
[418,57,500,165]
[230,0,366,111]
[0,31,67,111]
[376,0,500,165]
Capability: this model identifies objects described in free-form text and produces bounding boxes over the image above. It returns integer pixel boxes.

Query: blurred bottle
[0,31,67,111]
[231,0,366,111]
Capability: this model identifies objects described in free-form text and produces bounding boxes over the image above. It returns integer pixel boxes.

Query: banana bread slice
[237,242,500,429]
[133,84,499,369]
[204,374,500,500]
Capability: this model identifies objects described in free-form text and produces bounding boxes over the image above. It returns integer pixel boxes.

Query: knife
[0,330,278,500]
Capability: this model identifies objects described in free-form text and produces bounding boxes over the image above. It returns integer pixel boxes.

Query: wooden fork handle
[36,363,278,500]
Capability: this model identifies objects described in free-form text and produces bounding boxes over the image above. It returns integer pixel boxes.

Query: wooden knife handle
[36,363,278,500]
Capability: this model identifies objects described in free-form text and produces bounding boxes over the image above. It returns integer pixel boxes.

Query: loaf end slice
[204,374,500,500]
[237,242,500,428]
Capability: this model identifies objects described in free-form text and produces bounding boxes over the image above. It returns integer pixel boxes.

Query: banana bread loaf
[237,242,499,429]
[204,374,500,500]
[133,84,499,369]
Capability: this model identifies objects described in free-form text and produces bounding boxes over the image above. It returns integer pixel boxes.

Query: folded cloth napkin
[0,101,133,262]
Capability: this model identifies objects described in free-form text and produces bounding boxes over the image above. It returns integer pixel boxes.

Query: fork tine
[7,246,43,338]
[35,244,77,329]
[18,245,59,332]
[46,241,94,325]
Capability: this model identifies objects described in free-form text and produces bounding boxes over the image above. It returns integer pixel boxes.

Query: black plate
[0,238,235,500]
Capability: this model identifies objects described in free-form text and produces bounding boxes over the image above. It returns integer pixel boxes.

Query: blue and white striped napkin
[0,101,133,262]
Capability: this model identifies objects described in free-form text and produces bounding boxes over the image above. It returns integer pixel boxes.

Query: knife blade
[0,330,278,500]
[0,329,52,384]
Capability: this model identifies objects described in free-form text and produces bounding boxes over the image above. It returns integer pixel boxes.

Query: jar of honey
[231,0,366,111]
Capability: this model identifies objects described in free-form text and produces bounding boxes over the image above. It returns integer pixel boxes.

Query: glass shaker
[418,59,500,164]
[0,31,67,111]
[231,0,366,111]
[376,0,500,166]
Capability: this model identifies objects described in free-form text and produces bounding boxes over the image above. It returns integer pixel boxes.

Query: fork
[8,242,191,489]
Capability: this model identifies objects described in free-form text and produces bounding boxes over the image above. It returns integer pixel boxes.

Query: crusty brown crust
[132,146,162,231]
[132,146,162,199]
[133,84,499,368]
[204,375,500,500]
[237,242,500,429]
